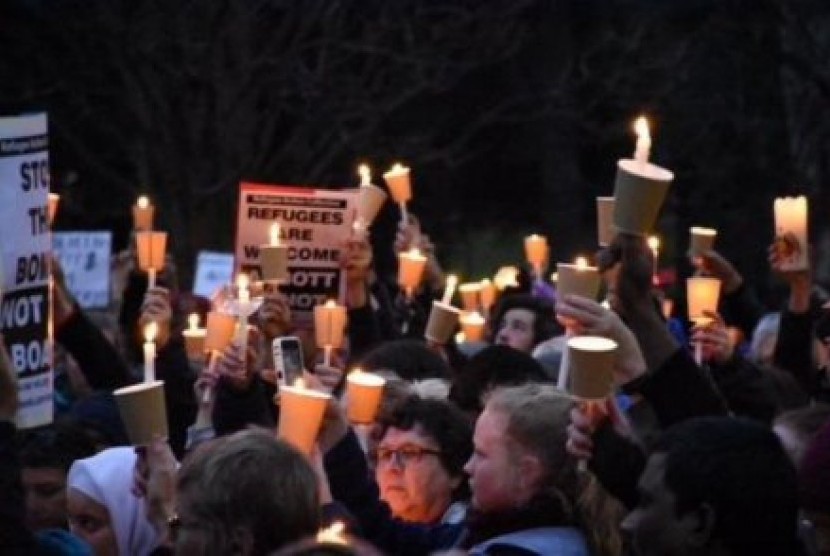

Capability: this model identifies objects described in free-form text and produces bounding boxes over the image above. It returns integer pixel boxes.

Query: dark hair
[449,345,549,415]
[177,429,320,555]
[18,419,98,471]
[378,396,473,501]
[654,417,799,555]
[358,339,451,382]
[487,293,559,347]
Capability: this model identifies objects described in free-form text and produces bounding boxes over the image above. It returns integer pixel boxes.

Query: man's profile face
[620,453,698,556]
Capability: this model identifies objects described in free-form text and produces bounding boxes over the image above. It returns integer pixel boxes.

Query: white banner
[0,113,52,428]
[235,183,356,326]
[53,232,111,309]
[193,250,234,298]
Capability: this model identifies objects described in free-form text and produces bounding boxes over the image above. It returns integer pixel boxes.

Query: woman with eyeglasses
[373,396,473,525]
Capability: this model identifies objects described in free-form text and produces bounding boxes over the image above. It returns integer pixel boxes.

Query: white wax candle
[143,322,158,383]
[633,116,651,164]
[441,274,458,305]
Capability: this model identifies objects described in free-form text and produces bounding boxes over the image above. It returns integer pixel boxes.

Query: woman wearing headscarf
[67,447,161,555]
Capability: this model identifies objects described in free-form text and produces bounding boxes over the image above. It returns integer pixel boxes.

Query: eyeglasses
[376,445,441,467]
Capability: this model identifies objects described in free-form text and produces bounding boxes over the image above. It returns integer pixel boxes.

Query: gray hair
[177,428,320,555]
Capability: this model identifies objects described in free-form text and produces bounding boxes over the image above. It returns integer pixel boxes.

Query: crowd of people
[1,206,829,556]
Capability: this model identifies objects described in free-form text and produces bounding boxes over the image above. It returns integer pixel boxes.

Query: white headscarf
[67,446,161,556]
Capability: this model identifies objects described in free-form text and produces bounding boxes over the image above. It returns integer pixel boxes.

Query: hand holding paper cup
[773,196,808,271]
[345,369,386,424]
[278,379,332,456]
[114,381,169,446]
[566,336,617,400]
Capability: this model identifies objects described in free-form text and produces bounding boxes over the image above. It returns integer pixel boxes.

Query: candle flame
[551,272,559,283]
[316,521,348,545]
[405,247,423,258]
[293,377,305,389]
[647,236,660,251]
[144,321,158,342]
[575,256,588,269]
[634,116,650,142]
[358,164,371,186]
[188,313,199,330]
[324,299,337,308]
[455,332,466,344]
[137,196,150,209]
[389,162,407,173]
[270,223,281,246]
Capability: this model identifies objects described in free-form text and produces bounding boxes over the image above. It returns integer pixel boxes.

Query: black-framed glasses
[376,445,441,467]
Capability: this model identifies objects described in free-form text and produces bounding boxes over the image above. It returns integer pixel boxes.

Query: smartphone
[272,336,305,387]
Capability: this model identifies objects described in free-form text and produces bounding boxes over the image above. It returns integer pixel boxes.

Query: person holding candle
[320,382,622,555]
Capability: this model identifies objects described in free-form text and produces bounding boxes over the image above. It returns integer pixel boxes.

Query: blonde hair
[485,384,624,556]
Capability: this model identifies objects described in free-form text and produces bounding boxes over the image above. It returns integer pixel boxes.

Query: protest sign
[193,250,235,298]
[53,231,111,309]
[236,183,356,325]
[0,113,52,428]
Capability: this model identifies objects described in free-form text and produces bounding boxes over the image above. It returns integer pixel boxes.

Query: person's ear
[685,502,717,549]
[516,453,544,497]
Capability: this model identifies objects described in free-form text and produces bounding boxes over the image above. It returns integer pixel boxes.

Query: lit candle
[556,258,601,301]
[566,336,618,400]
[132,195,155,231]
[689,226,717,259]
[48,193,60,226]
[278,378,332,456]
[493,266,519,291]
[524,234,548,278]
[355,163,388,231]
[687,276,722,365]
[202,311,237,404]
[773,196,808,271]
[317,522,348,545]
[613,115,673,236]
[313,300,347,367]
[383,163,412,225]
[182,313,207,360]
[458,282,482,312]
[441,274,458,305]
[633,116,651,165]
[358,164,371,187]
[460,311,486,342]
[345,369,386,424]
[237,273,250,305]
[143,322,158,383]
[260,223,288,283]
[135,231,167,289]
[648,235,660,284]
[397,248,428,298]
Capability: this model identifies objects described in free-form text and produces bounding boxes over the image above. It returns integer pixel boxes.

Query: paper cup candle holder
[278,378,332,456]
[132,195,155,231]
[524,234,549,280]
[384,163,412,226]
[314,299,347,366]
[424,275,460,345]
[345,369,386,425]
[260,223,289,283]
[613,116,674,236]
[354,164,388,235]
[114,380,168,446]
[397,247,428,299]
[689,226,717,259]
[773,196,808,271]
[135,230,167,289]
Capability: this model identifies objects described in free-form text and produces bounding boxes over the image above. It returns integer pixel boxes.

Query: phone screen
[273,337,304,386]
